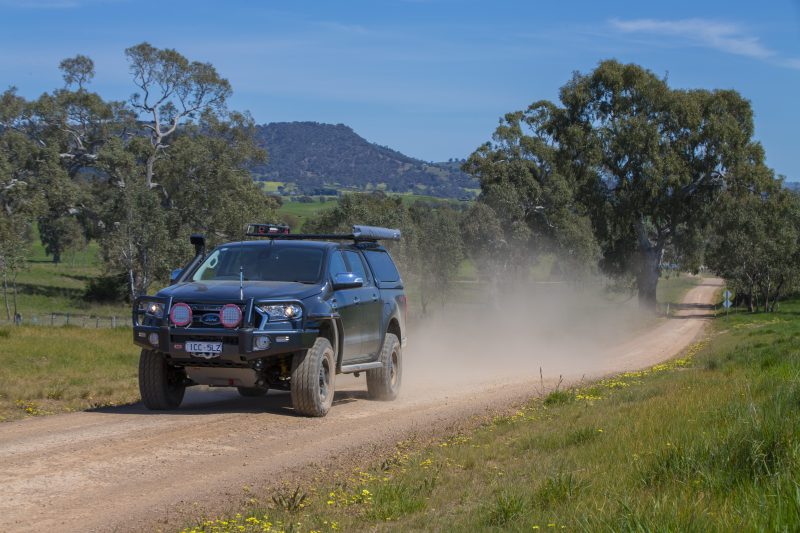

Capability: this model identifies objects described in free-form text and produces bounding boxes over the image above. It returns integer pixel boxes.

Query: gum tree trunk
[2,271,10,321]
[636,247,661,310]
[635,220,663,311]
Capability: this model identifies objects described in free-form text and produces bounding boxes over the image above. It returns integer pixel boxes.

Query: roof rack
[245,223,400,242]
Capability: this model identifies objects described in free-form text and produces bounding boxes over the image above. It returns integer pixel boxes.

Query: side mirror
[332,272,363,290]
[170,268,183,285]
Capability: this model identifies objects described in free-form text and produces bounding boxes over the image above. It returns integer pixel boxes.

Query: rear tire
[237,387,268,397]
[367,333,402,401]
[139,349,185,410]
[291,337,336,417]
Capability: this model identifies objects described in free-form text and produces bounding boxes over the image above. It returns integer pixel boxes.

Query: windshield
[191,245,324,283]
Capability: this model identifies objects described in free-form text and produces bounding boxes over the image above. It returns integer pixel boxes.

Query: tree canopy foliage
[0,43,277,301]
[464,60,790,309]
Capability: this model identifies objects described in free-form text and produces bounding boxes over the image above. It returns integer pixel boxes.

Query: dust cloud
[402,280,650,396]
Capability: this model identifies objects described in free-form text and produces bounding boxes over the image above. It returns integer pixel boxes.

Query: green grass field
[276,198,339,227]
[3,234,131,324]
[0,326,139,422]
[274,193,465,231]
[178,292,799,533]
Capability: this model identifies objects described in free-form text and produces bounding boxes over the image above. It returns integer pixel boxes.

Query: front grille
[178,303,246,329]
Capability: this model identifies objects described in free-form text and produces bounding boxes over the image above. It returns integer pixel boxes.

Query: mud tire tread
[367,333,402,401]
[291,337,335,417]
[138,349,185,410]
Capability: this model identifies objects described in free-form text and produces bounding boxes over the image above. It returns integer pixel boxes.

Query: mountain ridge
[250,121,477,198]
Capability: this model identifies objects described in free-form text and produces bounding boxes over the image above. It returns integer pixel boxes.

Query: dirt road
[0,278,722,532]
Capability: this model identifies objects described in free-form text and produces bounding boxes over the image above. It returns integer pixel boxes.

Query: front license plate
[185,341,223,354]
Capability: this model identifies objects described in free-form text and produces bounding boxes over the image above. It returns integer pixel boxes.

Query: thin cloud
[610,18,800,70]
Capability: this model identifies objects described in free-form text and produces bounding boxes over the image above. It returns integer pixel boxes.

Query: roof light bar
[246,223,290,237]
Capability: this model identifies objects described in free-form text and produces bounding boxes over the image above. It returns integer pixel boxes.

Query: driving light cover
[148,332,159,346]
[219,304,243,328]
[170,303,192,327]
[258,304,302,321]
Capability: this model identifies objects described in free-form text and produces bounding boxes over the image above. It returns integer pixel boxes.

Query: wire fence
[0,312,129,329]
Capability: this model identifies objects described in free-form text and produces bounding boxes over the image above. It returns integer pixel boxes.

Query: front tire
[291,337,336,417]
[367,333,402,401]
[139,349,186,410]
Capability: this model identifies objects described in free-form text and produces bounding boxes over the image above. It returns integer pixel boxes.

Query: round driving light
[148,332,159,346]
[219,304,242,328]
[170,303,192,327]
[254,335,270,350]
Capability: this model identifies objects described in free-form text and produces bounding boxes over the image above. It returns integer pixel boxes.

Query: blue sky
[1,0,799,180]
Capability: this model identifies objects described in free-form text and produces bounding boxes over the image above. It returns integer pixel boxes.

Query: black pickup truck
[132,224,407,417]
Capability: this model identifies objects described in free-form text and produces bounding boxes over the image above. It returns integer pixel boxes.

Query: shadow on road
[89,387,368,417]
[668,301,717,320]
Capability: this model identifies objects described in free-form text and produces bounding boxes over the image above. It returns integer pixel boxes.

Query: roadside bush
[84,273,129,302]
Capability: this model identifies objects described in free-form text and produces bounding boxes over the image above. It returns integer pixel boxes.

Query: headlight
[257,304,303,322]
[140,301,165,318]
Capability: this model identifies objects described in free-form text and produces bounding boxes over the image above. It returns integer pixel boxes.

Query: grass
[276,199,339,230]
[0,326,140,422]
[2,230,131,323]
[259,181,286,193]
[178,296,800,533]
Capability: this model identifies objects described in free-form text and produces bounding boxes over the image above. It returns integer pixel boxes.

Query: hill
[250,122,477,198]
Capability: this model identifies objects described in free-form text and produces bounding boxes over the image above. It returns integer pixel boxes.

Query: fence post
[65,313,70,326]
[96,317,100,328]
[51,313,55,326]
[112,316,116,328]
[81,316,87,328]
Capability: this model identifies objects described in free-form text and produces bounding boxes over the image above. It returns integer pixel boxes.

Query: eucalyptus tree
[462,107,600,284]
[706,169,800,312]
[154,111,276,248]
[22,55,132,262]
[470,61,759,308]
[124,42,232,198]
[409,203,464,314]
[0,91,45,313]
[555,61,758,307]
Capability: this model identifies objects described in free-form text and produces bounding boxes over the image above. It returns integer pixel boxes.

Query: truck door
[343,250,382,358]
[329,250,362,360]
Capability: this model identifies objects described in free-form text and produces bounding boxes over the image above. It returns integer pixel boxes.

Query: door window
[344,251,370,284]
[329,250,348,278]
